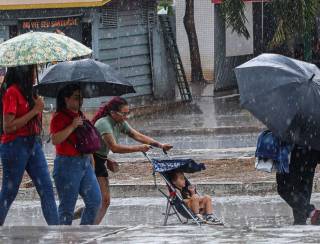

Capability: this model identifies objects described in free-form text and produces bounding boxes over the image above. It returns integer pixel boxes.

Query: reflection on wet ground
[3,224,320,244]
[42,133,258,162]
[41,96,263,161]
[3,194,320,243]
[129,96,262,131]
[3,195,296,227]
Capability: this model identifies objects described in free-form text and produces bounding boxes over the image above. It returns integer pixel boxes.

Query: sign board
[20,17,79,30]
[19,16,82,42]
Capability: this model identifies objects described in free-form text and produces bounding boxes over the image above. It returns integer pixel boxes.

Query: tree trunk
[183,0,205,83]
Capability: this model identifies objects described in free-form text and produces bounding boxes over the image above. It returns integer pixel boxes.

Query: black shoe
[192,214,205,224]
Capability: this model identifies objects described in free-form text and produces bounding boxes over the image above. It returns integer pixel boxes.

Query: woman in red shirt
[0,65,59,225]
[50,84,101,225]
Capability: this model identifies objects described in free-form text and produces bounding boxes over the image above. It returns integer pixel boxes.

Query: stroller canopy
[151,158,205,173]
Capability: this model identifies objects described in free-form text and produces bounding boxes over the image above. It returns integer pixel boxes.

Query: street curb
[16,179,320,201]
[15,181,280,201]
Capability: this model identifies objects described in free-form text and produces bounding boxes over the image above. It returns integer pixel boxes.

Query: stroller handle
[142,147,170,159]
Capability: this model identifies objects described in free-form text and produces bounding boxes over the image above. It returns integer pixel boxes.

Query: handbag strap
[59,110,79,149]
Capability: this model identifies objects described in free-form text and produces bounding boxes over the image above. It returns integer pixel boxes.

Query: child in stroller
[168,170,222,225]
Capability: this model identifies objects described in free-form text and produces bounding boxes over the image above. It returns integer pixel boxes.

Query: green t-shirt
[94,115,132,157]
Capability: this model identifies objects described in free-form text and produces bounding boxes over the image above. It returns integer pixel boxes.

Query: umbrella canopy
[151,158,206,173]
[35,58,135,98]
[235,53,320,150]
[0,32,92,67]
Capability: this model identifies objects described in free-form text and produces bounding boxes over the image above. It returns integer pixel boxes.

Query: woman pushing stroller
[74,96,173,224]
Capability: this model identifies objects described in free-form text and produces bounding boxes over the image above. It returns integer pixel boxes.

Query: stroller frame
[143,151,203,226]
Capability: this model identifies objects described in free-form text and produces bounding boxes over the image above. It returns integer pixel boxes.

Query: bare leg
[94,177,110,224]
[187,195,201,214]
[199,195,223,225]
[199,195,213,215]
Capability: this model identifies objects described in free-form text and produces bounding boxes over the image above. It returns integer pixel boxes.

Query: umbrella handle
[35,65,39,85]
[310,74,315,81]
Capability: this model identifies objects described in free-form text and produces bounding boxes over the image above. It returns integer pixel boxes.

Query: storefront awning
[0,0,112,10]
[213,0,271,3]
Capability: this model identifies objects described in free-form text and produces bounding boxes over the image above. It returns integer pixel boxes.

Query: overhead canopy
[0,0,112,10]
[213,0,270,3]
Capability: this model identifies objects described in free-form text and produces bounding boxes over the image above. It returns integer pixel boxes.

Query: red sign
[21,17,79,30]
[212,0,270,3]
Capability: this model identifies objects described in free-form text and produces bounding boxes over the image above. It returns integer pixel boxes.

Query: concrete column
[152,17,176,100]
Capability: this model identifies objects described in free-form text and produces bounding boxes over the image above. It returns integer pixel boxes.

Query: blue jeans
[0,136,59,225]
[53,155,101,225]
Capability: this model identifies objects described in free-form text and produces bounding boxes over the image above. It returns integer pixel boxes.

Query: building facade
[175,0,268,92]
[0,0,176,107]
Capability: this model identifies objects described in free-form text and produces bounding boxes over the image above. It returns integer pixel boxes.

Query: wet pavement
[3,225,320,244]
[4,195,294,227]
[7,224,320,243]
[42,95,263,161]
[129,95,263,133]
[42,132,258,162]
[3,194,320,243]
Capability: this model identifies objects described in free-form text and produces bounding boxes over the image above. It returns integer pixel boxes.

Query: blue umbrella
[151,158,205,173]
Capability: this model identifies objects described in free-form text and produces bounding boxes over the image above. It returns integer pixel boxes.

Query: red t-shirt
[1,84,41,143]
[50,109,81,156]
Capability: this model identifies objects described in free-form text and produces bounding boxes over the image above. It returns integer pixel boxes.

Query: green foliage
[219,0,320,50]
[269,0,319,49]
[220,0,250,39]
[158,0,174,16]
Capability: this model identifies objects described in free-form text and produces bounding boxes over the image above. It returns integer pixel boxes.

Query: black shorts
[93,154,108,178]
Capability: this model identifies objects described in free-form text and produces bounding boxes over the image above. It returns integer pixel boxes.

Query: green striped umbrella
[0,32,92,67]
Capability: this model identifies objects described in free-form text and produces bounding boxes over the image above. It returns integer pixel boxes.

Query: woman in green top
[75,97,172,224]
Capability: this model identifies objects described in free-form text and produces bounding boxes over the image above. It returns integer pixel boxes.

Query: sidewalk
[13,157,320,199]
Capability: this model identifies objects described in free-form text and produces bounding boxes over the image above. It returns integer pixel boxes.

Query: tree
[220,0,250,40]
[220,0,320,60]
[269,0,319,59]
[183,0,206,83]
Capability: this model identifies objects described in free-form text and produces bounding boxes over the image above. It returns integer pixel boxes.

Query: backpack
[63,111,102,154]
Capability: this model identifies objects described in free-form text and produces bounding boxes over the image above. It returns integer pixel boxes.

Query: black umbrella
[35,58,135,98]
[235,53,320,150]
[151,158,206,173]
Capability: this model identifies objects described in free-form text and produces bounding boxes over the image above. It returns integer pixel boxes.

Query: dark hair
[167,170,183,183]
[56,84,81,112]
[0,65,37,134]
[91,96,128,124]
[0,65,35,107]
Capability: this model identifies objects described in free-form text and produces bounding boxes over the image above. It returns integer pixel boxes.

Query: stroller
[143,150,223,226]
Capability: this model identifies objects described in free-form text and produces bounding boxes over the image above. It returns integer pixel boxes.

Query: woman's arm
[128,128,173,151]
[103,133,150,153]
[3,97,44,134]
[51,116,83,145]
